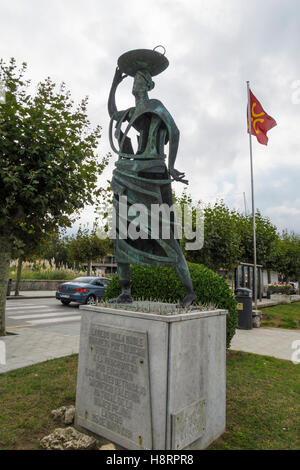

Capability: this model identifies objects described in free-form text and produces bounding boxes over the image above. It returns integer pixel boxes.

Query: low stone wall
[257,294,300,308]
[270,293,291,304]
[10,280,62,291]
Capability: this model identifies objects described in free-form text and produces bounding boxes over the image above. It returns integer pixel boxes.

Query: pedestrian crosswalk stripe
[8,309,62,316]
[7,324,35,329]
[6,305,48,311]
[6,303,42,308]
[30,316,81,325]
[9,312,81,320]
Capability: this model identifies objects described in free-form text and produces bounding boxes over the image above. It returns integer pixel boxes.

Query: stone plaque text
[79,323,152,449]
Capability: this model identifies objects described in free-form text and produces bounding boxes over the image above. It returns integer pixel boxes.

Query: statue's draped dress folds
[108,48,196,307]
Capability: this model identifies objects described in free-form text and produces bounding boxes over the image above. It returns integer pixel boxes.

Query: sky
[1,0,300,234]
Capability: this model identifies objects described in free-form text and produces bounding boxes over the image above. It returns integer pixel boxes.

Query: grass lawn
[0,351,299,450]
[0,355,78,450]
[261,302,300,329]
[210,351,300,450]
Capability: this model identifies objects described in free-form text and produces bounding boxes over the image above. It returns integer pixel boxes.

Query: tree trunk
[15,257,23,296]
[0,235,12,336]
[87,259,92,276]
[267,269,271,284]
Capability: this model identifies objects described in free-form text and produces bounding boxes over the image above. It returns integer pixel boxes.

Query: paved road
[6,297,81,336]
[0,297,82,373]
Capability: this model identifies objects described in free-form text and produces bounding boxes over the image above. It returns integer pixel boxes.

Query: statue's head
[132,70,155,96]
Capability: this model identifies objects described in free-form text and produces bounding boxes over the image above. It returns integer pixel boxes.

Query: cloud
[0,0,299,235]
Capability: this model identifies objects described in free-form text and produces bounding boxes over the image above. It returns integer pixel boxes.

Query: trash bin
[6,278,12,297]
[235,287,253,330]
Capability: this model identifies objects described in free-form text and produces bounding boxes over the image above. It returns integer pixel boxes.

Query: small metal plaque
[237,303,244,311]
[171,399,206,450]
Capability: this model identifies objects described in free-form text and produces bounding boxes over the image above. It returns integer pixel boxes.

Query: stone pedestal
[75,304,227,450]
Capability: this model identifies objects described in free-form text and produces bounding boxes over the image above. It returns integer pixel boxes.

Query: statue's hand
[113,67,127,85]
[169,168,189,185]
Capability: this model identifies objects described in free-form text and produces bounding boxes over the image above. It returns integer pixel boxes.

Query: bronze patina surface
[108,47,196,308]
[117,48,169,77]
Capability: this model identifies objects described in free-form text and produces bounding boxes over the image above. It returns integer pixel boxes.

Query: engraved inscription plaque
[77,323,152,449]
[171,399,206,450]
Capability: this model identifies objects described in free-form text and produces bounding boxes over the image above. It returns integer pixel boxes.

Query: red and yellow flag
[247,90,277,145]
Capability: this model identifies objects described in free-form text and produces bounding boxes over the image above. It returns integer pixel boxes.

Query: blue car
[56,276,111,305]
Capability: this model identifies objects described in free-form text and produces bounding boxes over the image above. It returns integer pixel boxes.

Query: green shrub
[104,263,238,348]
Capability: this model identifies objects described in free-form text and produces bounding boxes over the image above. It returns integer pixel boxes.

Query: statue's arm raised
[108,67,127,119]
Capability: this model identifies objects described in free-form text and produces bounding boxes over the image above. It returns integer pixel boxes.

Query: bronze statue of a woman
[108,47,196,308]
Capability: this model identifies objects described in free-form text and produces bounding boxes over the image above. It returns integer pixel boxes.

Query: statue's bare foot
[177,292,197,309]
[107,289,133,303]
[115,293,133,303]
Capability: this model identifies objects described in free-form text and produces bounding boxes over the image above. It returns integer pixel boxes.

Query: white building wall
[262,270,279,286]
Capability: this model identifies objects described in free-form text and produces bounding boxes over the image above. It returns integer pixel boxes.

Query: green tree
[176,193,242,271]
[0,58,109,335]
[199,201,242,271]
[12,235,46,296]
[237,211,279,271]
[175,193,280,279]
[66,227,112,275]
[275,232,300,285]
[40,231,69,267]
[12,228,59,296]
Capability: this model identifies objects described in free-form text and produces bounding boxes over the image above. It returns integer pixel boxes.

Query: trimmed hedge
[104,263,238,348]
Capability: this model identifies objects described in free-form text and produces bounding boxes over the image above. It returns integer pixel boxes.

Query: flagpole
[247,81,258,311]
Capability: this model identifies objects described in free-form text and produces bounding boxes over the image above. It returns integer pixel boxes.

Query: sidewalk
[6,291,56,300]
[230,327,300,361]
[0,327,79,374]
[1,323,299,374]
